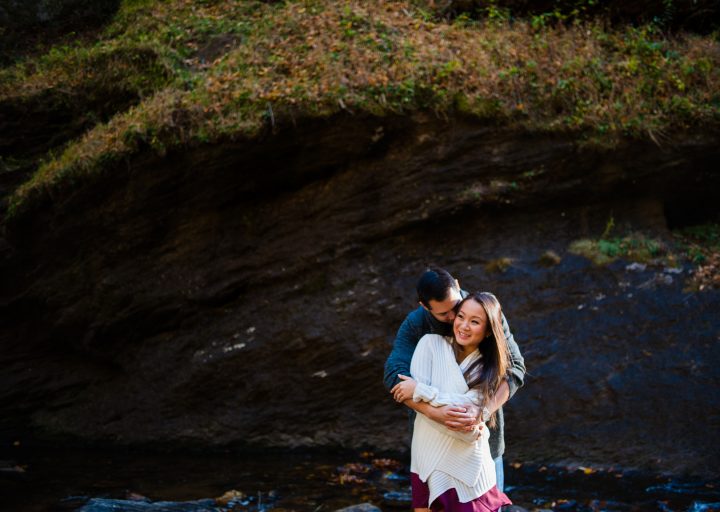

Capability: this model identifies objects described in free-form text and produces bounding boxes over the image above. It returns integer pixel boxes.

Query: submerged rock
[77,498,217,512]
[0,460,26,481]
[333,504,382,512]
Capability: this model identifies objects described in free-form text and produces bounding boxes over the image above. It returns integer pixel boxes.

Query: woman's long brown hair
[452,292,510,428]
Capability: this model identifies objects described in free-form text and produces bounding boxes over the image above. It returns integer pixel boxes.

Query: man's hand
[390,374,417,403]
[411,402,482,433]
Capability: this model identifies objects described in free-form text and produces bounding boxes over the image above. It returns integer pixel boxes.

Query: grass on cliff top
[3,0,720,216]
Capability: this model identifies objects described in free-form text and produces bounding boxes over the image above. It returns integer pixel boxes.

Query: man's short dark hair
[417,266,458,309]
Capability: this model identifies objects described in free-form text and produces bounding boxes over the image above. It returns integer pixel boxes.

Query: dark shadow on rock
[0,0,122,66]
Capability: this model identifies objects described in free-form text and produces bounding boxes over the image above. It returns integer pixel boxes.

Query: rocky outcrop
[1,114,719,477]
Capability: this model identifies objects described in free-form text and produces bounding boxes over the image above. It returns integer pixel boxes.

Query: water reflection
[1,444,718,511]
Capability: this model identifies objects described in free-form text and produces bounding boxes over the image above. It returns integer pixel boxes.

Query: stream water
[1,443,719,512]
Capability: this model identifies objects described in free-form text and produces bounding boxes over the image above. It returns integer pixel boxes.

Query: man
[383,266,525,491]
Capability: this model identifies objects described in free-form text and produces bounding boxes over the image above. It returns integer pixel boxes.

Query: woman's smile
[456,329,473,341]
[453,298,489,351]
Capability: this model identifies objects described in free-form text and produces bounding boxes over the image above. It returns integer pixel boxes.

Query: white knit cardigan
[410,334,497,505]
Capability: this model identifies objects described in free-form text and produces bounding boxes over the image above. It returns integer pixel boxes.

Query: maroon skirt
[411,472,512,512]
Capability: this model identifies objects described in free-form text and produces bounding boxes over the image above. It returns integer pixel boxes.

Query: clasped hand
[390,374,481,433]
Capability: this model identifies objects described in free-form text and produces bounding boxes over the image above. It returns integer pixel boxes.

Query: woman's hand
[390,374,417,403]
[445,403,481,432]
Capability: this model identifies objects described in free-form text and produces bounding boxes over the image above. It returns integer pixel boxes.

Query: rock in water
[333,504,382,512]
[77,498,217,512]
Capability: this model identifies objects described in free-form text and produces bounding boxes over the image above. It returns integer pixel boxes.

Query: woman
[391,292,512,512]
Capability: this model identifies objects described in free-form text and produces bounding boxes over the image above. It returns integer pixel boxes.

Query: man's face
[424,287,462,324]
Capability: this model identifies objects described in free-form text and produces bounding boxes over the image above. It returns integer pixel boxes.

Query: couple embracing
[384,267,526,512]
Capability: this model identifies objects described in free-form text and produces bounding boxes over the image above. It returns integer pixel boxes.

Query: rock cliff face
[1,114,719,477]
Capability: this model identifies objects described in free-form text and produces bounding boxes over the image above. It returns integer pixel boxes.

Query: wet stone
[588,499,632,511]
[333,504,382,512]
[553,499,578,510]
[76,498,217,512]
[0,460,25,477]
[382,490,412,507]
[688,502,720,512]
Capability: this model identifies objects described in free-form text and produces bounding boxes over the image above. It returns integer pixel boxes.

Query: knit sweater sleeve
[413,383,481,408]
[410,335,480,444]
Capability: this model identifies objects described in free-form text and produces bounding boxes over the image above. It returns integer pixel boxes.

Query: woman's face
[453,299,488,351]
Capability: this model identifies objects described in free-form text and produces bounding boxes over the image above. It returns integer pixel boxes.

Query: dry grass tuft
[485,257,513,273]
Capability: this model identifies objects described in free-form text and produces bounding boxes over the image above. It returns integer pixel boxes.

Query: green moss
[674,223,720,263]
[569,233,671,265]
